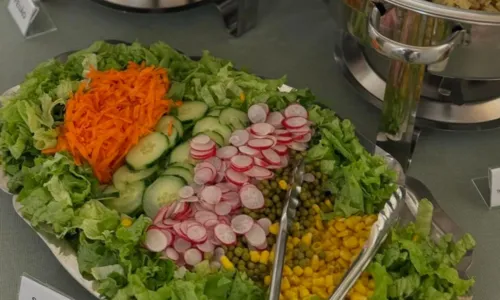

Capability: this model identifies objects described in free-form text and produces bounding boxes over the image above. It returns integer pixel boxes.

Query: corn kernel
[284,290,296,299]
[354,281,367,295]
[343,236,359,249]
[304,267,313,277]
[290,275,301,286]
[358,237,367,247]
[327,220,335,227]
[354,222,365,232]
[279,180,288,190]
[338,258,349,269]
[269,223,280,235]
[337,229,351,238]
[293,266,304,276]
[325,251,335,262]
[264,275,271,286]
[301,232,312,246]
[364,215,377,226]
[327,286,334,295]
[239,92,246,102]
[250,251,261,263]
[220,256,235,271]
[332,249,340,258]
[311,242,322,252]
[339,250,352,261]
[270,251,275,261]
[260,250,270,264]
[368,279,376,289]
[299,287,310,298]
[279,294,284,300]
[315,219,324,230]
[367,290,374,297]
[325,199,333,208]
[325,275,334,287]
[303,279,312,288]
[312,277,325,287]
[330,237,341,247]
[350,292,368,300]
[332,273,342,285]
[283,265,293,276]
[312,204,321,214]
[292,237,301,246]
[311,255,320,271]
[281,277,291,290]
[335,221,347,231]
[312,287,329,299]
[120,216,133,227]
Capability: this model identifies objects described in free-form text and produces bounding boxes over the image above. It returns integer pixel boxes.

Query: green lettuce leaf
[74,200,120,240]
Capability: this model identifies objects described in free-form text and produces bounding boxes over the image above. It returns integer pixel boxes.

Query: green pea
[265,199,273,207]
[242,252,250,261]
[273,195,280,202]
[234,247,243,257]
[270,181,278,189]
[232,257,240,264]
[226,252,233,259]
[318,251,326,260]
[306,250,314,258]
[296,252,305,260]
[258,183,265,190]
[238,264,246,272]
[259,264,267,272]
[247,262,255,269]
[247,269,254,276]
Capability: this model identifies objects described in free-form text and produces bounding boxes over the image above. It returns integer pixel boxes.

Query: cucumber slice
[202,131,225,146]
[219,108,249,130]
[207,109,221,117]
[113,165,158,190]
[143,175,185,218]
[193,117,231,144]
[169,162,195,173]
[156,115,183,139]
[176,101,208,122]
[126,132,169,170]
[169,142,194,165]
[163,167,194,184]
[102,181,145,215]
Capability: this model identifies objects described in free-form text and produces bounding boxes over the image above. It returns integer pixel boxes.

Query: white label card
[489,167,500,207]
[7,0,39,35]
[18,275,73,300]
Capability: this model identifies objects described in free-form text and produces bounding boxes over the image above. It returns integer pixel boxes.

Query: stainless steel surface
[91,0,206,11]
[330,187,405,300]
[368,7,466,65]
[335,34,500,129]
[269,161,305,300]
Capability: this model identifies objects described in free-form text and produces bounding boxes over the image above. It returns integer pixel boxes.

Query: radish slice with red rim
[195,210,218,224]
[248,104,268,124]
[180,196,199,203]
[230,155,253,172]
[161,230,174,246]
[224,196,241,210]
[275,129,292,136]
[192,134,211,145]
[205,156,222,171]
[214,224,237,245]
[215,202,232,216]
[257,218,272,235]
[163,219,179,227]
[295,133,312,143]
[250,123,275,136]
[245,166,273,178]
[247,138,274,150]
[178,186,195,199]
[173,237,192,253]
[257,103,269,115]
[187,225,208,243]
[231,214,254,234]
[239,145,261,157]
[225,169,249,186]
[184,248,203,266]
[284,103,308,118]
[303,173,316,182]
[204,219,219,227]
[216,183,232,193]
[153,205,170,225]
[216,146,238,159]
[200,185,222,205]
[288,125,311,134]
[194,168,215,185]
[253,157,269,167]
[191,140,216,152]
[273,145,288,155]
[280,156,289,168]
[262,149,280,165]
[277,135,293,144]
[283,116,308,129]
[266,112,285,128]
[145,228,169,252]
[221,191,239,201]
[288,142,308,152]
[239,184,265,209]
[196,240,215,253]
[165,247,179,261]
[229,130,250,147]
[244,223,267,247]
[190,183,204,194]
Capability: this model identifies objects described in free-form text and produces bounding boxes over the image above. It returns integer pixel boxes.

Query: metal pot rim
[384,0,500,25]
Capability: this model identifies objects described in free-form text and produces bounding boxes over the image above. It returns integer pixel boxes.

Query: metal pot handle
[368,7,466,64]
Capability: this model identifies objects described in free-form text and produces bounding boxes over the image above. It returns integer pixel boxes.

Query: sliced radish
[216,183,232,193]
[216,146,238,159]
[191,148,216,159]
[180,196,199,203]
[178,186,195,199]
[229,130,250,147]
[215,172,225,183]
[273,145,288,155]
[256,240,268,250]
[187,225,208,243]
[262,149,281,165]
[250,123,275,136]
[225,169,249,186]
[304,173,316,182]
[184,248,203,266]
[245,166,273,178]
[215,202,232,216]
[284,103,308,118]
[173,237,192,253]
[204,219,219,227]
[214,224,237,245]
[231,214,254,234]
[257,218,272,235]
[194,168,215,185]
[191,140,216,152]
[283,116,308,129]
[277,135,293,144]
[230,155,253,172]
[257,103,269,115]
[247,138,274,150]
[280,156,289,168]
[205,156,222,171]
[295,133,312,143]
[195,162,217,174]
[153,205,170,225]
[196,240,215,253]
[190,183,204,194]
[162,230,174,246]
[266,112,285,128]
[223,195,241,210]
[192,134,211,145]
[201,185,222,204]
[208,230,222,246]
[195,210,217,224]
[288,125,311,134]
[288,142,308,151]
[239,145,261,157]
[244,223,267,247]
[145,228,169,252]
[221,191,239,201]
[248,104,267,124]
[165,247,179,261]
[253,157,269,167]
[173,223,188,239]
[275,129,292,136]
[163,219,179,227]
[239,184,265,209]
[200,201,216,212]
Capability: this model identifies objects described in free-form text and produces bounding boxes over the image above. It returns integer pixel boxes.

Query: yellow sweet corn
[337,229,350,238]
[303,279,312,288]
[239,92,245,102]
[220,256,234,271]
[312,277,325,287]
[327,286,334,295]
[303,267,313,277]
[335,221,347,232]
[279,180,288,190]
[269,223,280,235]
[312,287,329,299]
[250,251,261,263]
[368,279,376,289]
[343,236,359,249]
[281,277,291,290]
[284,290,298,299]
[315,219,324,230]
[292,237,301,246]
[293,266,304,276]
[350,292,368,300]
[325,199,333,208]
[290,275,301,286]
[264,275,271,286]
[120,216,133,227]
[311,255,320,271]
[299,287,310,298]
[301,232,312,246]
[283,265,293,276]
[325,275,334,287]
[312,204,321,214]
[270,251,275,261]
[354,281,367,295]
[260,250,270,264]
[340,249,352,261]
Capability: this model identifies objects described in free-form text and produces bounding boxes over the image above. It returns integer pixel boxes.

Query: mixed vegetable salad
[0,41,476,300]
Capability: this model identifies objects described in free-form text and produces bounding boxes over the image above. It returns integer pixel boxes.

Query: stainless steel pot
[91,0,206,11]
[334,0,500,79]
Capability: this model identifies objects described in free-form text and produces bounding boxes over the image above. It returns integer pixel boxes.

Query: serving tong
[267,157,406,300]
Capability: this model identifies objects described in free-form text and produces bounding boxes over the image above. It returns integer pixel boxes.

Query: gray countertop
[1,1,500,299]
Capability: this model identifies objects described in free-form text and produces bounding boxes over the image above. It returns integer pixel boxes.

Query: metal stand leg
[214,0,259,37]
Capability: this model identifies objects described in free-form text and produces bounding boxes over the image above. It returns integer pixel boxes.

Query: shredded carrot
[167,120,173,136]
[43,62,175,183]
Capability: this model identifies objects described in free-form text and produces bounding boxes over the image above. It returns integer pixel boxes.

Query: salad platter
[0,41,476,300]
